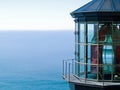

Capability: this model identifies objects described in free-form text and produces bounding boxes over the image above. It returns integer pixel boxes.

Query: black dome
[71,0,120,21]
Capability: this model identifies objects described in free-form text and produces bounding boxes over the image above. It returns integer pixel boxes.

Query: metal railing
[62,59,120,85]
[62,59,74,81]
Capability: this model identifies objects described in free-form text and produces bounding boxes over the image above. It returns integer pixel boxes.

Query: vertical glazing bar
[97,22,99,81]
[85,22,86,80]
[75,20,79,76]
[111,21,114,81]
[85,22,87,82]
[78,21,80,76]
[103,64,104,86]
[75,20,77,75]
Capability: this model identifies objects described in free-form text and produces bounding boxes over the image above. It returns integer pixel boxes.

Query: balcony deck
[63,75,120,86]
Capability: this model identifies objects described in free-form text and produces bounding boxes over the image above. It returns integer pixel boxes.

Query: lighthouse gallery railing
[62,59,120,85]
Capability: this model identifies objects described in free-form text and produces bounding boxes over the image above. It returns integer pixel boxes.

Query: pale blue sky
[0,0,91,30]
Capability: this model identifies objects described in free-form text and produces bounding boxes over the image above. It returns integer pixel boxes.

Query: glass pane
[87,24,97,43]
[80,45,84,62]
[80,64,85,78]
[75,61,79,76]
[80,23,85,43]
[91,45,98,72]
[116,46,120,77]
[99,23,106,43]
[87,45,91,61]
[102,45,114,73]
[87,45,97,79]
[75,44,79,75]
[75,22,79,43]
[79,45,85,78]
[87,45,91,76]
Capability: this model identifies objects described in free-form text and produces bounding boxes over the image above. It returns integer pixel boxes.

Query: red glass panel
[116,46,120,76]
[99,25,107,41]
[91,45,98,72]
[91,25,106,72]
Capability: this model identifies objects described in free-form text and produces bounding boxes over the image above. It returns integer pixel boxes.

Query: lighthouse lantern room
[63,0,120,90]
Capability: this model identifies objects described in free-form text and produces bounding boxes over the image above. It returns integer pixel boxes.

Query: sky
[0,0,91,30]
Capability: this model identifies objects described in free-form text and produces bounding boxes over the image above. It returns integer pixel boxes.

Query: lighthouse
[63,0,120,90]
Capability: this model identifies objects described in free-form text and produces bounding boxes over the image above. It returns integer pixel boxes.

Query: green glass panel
[102,35,114,74]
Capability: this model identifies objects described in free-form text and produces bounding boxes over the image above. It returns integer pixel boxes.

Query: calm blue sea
[0,30,74,90]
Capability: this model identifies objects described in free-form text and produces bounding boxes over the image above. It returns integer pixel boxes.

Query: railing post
[69,63,71,81]
[72,59,74,74]
[62,59,74,81]
[65,61,67,78]
[63,60,64,77]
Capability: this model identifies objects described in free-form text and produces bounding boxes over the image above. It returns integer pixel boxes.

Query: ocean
[0,30,74,90]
